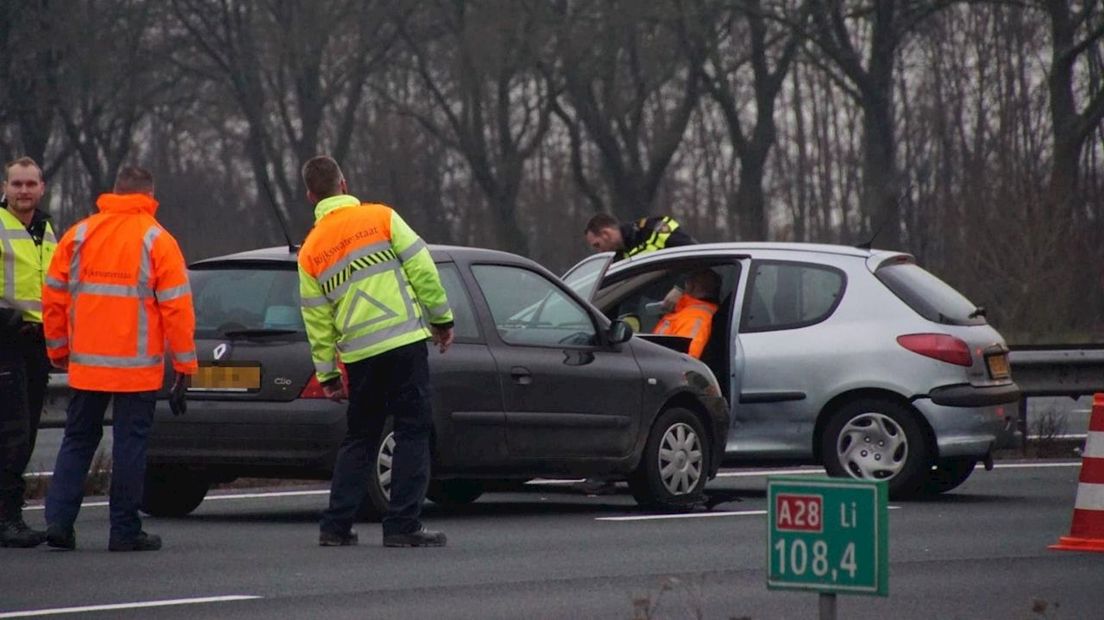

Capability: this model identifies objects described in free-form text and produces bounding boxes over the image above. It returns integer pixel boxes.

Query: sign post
[767,476,888,618]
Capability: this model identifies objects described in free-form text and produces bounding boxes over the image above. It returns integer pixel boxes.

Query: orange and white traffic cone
[1050,392,1104,553]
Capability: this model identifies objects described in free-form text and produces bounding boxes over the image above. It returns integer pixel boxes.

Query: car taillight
[299,364,348,399]
[896,334,972,366]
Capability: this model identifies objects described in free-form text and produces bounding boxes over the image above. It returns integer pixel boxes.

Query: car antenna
[854,180,913,250]
[266,197,300,253]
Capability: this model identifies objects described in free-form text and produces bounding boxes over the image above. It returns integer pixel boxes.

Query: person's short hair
[4,156,43,182]
[584,213,620,235]
[689,269,721,300]
[302,156,344,198]
[114,165,155,194]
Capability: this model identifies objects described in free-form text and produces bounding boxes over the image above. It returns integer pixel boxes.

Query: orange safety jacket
[42,193,197,392]
[654,293,718,359]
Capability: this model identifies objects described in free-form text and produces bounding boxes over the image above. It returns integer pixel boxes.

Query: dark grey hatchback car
[144,245,728,518]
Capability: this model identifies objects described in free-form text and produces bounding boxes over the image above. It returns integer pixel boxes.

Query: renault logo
[213,343,229,360]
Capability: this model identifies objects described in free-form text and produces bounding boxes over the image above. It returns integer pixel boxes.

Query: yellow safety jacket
[616,215,695,261]
[298,195,453,383]
[0,207,57,323]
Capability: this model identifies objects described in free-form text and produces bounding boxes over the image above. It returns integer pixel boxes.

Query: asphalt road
[2,462,1099,619]
[28,392,1095,473]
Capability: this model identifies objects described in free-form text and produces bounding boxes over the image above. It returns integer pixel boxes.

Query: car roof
[189,244,537,269]
[601,241,909,270]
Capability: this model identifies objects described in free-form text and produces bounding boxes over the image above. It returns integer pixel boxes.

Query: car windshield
[190,266,304,338]
[875,261,985,326]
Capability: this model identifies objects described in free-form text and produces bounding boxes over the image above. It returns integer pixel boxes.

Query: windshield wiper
[968,306,987,319]
[221,328,300,339]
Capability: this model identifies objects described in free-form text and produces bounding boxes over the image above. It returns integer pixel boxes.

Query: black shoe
[45,524,76,551]
[0,518,46,548]
[383,527,447,548]
[108,531,161,552]
[319,529,358,547]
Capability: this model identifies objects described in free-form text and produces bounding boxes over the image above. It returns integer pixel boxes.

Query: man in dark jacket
[584,213,696,262]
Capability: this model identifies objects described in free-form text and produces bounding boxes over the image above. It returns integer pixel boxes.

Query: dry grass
[23,449,113,501]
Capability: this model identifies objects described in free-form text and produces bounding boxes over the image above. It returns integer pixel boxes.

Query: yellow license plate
[986,354,1010,379]
[190,364,261,391]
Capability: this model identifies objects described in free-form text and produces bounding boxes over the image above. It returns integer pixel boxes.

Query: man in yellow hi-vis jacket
[0,157,56,548]
[298,156,454,548]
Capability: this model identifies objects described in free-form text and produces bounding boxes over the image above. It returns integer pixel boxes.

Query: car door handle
[510,366,532,385]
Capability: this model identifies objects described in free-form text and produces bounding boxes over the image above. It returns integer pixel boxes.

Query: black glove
[169,373,188,416]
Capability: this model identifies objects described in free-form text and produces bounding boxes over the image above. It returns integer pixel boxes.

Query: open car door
[561,252,615,303]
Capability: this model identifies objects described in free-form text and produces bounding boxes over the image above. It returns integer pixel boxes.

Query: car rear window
[875,262,986,326]
[190,266,303,338]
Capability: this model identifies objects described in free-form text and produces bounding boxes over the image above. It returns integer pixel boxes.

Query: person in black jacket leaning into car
[583,213,697,262]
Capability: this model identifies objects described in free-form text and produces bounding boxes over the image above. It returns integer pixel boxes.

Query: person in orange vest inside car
[41,165,196,552]
[653,269,721,360]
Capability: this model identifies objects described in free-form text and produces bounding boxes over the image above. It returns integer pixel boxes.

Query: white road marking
[21,461,1084,512]
[991,462,1081,469]
[0,596,260,618]
[716,468,825,478]
[24,489,328,511]
[597,510,767,521]
[599,506,901,522]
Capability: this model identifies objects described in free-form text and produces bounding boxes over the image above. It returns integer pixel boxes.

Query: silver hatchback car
[565,242,1021,498]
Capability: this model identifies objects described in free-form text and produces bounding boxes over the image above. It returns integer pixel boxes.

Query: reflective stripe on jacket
[298,195,453,383]
[43,193,197,392]
[0,207,56,323]
[654,293,718,359]
[617,215,695,261]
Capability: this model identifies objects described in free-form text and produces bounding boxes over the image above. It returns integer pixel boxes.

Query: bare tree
[687,0,805,240]
[0,0,64,174]
[389,0,557,255]
[1037,0,1104,215]
[550,0,703,221]
[169,0,396,235]
[796,0,955,249]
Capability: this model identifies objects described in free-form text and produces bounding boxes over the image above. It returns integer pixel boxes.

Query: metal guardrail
[41,346,1104,432]
[1007,345,1104,398]
[1007,345,1104,446]
[42,371,75,428]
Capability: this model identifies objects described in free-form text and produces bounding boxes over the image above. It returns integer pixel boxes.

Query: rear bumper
[148,398,345,473]
[912,394,1019,458]
[928,382,1021,407]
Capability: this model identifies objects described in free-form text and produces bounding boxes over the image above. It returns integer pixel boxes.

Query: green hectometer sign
[766,476,888,596]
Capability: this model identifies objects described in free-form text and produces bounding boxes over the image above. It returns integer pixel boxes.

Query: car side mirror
[608,319,633,344]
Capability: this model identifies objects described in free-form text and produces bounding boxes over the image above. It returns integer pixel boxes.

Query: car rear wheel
[821,398,931,499]
[427,479,484,506]
[141,467,210,517]
[357,418,394,522]
[629,407,709,510]
[925,457,976,494]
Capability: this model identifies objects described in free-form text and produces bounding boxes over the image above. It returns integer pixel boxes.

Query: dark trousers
[45,389,155,541]
[321,341,433,537]
[0,325,50,520]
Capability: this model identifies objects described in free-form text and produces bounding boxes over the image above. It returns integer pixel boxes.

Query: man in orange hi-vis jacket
[653,269,721,360]
[41,165,196,552]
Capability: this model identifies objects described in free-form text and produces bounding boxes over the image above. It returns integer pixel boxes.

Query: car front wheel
[141,466,210,517]
[821,398,931,499]
[629,407,709,510]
